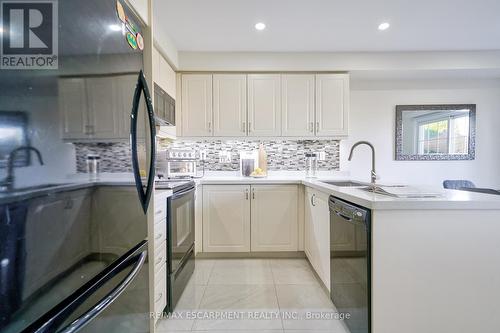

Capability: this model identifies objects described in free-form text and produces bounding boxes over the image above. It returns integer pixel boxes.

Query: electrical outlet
[316,151,326,161]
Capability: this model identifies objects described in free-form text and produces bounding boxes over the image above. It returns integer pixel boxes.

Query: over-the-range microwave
[154,83,175,126]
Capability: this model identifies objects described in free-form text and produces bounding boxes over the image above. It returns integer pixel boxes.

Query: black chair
[443,180,476,190]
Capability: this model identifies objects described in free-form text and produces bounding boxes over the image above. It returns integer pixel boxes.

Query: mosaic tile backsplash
[75,142,133,173]
[160,140,340,171]
[75,140,340,173]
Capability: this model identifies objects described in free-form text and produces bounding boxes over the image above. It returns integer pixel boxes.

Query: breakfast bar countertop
[195,171,500,210]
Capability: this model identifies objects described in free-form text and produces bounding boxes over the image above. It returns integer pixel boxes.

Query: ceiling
[154,0,500,52]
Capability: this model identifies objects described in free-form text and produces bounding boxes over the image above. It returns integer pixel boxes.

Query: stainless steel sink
[320,180,366,187]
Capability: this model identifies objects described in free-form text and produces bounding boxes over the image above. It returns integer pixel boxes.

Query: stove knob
[355,211,363,217]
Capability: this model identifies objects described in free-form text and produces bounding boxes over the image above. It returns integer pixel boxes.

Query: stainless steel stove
[154,178,195,312]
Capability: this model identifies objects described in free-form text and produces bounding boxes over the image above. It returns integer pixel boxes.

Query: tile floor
[156,258,350,333]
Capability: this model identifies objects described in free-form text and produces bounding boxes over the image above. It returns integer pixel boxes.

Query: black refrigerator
[0,0,155,332]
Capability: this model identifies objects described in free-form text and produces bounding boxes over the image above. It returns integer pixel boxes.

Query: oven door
[167,186,195,275]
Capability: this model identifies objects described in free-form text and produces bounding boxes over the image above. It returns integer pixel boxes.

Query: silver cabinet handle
[245,189,249,200]
[155,209,162,215]
[155,292,163,303]
[311,193,316,206]
[155,256,163,265]
[309,122,313,133]
[242,122,246,133]
[248,122,252,133]
[252,188,255,200]
[315,122,319,133]
[208,121,212,132]
[155,233,163,240]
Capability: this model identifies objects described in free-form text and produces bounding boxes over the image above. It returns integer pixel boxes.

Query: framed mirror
[395,104,476,161]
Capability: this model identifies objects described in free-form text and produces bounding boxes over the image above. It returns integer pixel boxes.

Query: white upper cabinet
[181,74,213,136]
[59,78,88,140]
[247,74,281,137]
[86,77,120,139]
[281,74,315,137]
[250,185,299,252]
[213,74,247,136]
[128,0,148,25]
[178,72,349,138]
[59,75,135,141]
[315,74,349,136]
[153,47,176,98]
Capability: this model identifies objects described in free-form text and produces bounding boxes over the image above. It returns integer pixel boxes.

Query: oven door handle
[171,186,195,200]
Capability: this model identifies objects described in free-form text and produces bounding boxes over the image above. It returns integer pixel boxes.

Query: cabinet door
[159,55,176,98]
[213,74,247,136]
[202,185,250,252]
[152,47,160,85]
[86,77,120,139]
[115,74,137,139]
[181,74,213,136]
[251,185,298,252]
[247,74,281,136]
[304,188,316,264]
[315,74,349,136]
[312,190,331,289]
[59,78,89,139]
[281,74,315,137]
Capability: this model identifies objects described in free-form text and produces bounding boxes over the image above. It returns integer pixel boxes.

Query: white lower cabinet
[251,185,299,251]
[203,185,251,252]
[305,187,330,289]
[202,185,299,252]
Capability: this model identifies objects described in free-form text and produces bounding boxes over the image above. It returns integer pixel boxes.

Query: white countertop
[195,171,500,210]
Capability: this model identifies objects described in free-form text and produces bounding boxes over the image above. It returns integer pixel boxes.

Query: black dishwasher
[329,196,371,333]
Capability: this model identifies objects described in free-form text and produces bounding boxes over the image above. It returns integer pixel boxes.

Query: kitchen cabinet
[59,78,88,140]
[59,75,137,141]
[251,185,299,251]
[202,185,251,252]
[202,184,298,252]
[86,77,120,139]
[181,74,213,136]
[213,74,247,136]
[305,187,330,289]
[24,189,92,298]
[281,74,315,137]
[128,0,148,25]
[178,73,349,138]
[153,46,176,98]
[247,74,281,136]
[315,74,349,136]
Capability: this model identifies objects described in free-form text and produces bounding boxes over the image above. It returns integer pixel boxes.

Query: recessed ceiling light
[378,22,390,31]
[109,24,122,32]
[255,22,266,31]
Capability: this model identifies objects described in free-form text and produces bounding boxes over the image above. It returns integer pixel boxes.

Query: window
[417,115,469,155]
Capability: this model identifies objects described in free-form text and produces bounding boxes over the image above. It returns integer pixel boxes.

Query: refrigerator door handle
[57,250,147,333]
[131,70,157,214]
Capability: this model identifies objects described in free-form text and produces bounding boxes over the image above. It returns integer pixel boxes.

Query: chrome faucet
[1,146,44,191]
[348,141,377,188]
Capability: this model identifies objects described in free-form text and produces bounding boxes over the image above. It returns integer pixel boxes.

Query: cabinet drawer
[154,240,167,273]
[153,265,167,313]
[153,201,167,223]
[153,219,166,249]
